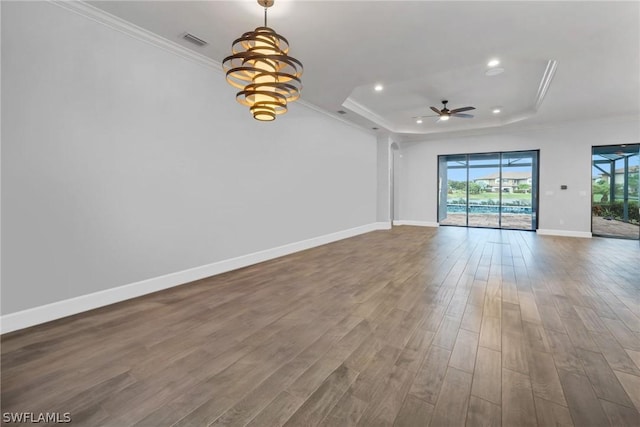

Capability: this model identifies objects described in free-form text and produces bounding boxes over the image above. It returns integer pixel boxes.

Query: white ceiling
[89,1,640,140]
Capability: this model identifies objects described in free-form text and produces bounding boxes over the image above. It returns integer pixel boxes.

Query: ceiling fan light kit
[222,0,303,121]
[430,100,476,122]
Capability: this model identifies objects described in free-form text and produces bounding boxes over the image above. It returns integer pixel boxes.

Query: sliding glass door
[468,153,501,228]
[500,151,538,229]
[438,150,538,230]
[592,144,639,239]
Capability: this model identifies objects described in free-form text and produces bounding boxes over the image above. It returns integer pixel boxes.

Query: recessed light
[485,67,504,76]
[492,108,501,114]
[487,59,500,67]
[374,84,383,92]
[416,119,423,124]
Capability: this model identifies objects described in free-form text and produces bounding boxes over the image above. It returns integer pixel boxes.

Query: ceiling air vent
[183,33,208,47]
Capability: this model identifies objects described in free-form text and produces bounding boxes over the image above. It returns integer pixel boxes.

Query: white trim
[342,98,395,132]
[374,221,392,230]
[399,113,640,144]
[51,1,221,72]
[1,223,388,334]
[393,220,440,227]
[295,99,373,134]
[49,0,372,135]
[536,229,592,238]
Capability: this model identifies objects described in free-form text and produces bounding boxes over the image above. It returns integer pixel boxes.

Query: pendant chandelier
[222,0,303,122]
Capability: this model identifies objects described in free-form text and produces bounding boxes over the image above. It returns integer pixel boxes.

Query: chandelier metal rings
[222,1,303,122]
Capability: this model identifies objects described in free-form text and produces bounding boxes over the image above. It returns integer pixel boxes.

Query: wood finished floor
[2,226,640,426]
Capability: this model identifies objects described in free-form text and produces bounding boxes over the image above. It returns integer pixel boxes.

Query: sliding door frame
[437,149,540,231]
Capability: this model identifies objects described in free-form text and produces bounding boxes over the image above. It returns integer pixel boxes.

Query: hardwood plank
[502,302,524,332]
[562,316,600,352]
[603,318,640,351]
[467,281,487,308]
[349,345,401,403]
[409,345,451,405]
[613,370,640,412]
[522,321,551,353]
[429,368,473,427]
[537,300,567,333]
[471,347,501,405]
[600,399,640,427]
[287,356,344,400]
[479,315,501,351]
[617,308,640,333]
[554,295,580,319]
[319,390,368,427]
[519,291,543,325]
[460,303,483,334]
[3,227,639,426]
[283,364,358,426]
[246,391,303,427]
[574,306,608,333]
[502,368,537,427]
[432,315,462,350]
[577,348,635,408]
[419,304,447,333]
[585,295,619,320]
[392,394,434,427]
[395,329,435,374]
[448,329,479,373]
[527,350,567,406]
[558,369,610,427]
[534,397,574,427]
[591,331,640,376]
[502,329,529,374]
[466,396,501,427]
[483,294,502,320]
[626,349,640,371]
[356,366,413,426]
[546,329,585,376]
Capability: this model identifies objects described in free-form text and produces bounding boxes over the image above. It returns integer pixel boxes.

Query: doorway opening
[438,150,539,230]
[591,144,639,240]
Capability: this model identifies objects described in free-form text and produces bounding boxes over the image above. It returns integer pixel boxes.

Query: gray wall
[376,135,391,222]
[1,2,377,314]
[398,118,640,233]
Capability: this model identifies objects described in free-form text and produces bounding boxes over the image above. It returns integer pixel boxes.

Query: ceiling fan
[415,100,476,122]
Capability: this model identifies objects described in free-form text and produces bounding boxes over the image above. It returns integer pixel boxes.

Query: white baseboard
[393,220,440,227]
[374,221,392,230]
[1,222,388,334]
[536,229,593,238]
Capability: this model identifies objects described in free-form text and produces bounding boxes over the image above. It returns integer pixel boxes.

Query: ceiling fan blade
[411,114,440,118]
[450,106,476,114]
[430,106,442,115]
[452,113,474,118]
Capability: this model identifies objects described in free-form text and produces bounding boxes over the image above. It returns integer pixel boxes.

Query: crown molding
[50,1,373,135]
[342,97,395,132]
[296,99,377,135]
[347,59,558,140]
[398,113,640,144]
[51,1,221,72]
